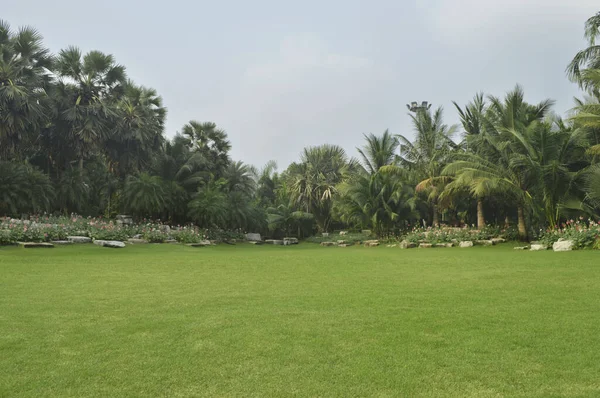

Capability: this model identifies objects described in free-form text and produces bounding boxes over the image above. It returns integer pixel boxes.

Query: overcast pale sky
[4,0,599,168]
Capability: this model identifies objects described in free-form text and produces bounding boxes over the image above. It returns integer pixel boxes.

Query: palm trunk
[79,158,84,173]
[477,199,485,230]
[504,215,510,228]
[432,204,439,227]
[517,205,527,241]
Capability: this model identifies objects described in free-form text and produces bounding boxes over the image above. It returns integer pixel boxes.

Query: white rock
[245,233,262,242]
[67,236,92,243]
[553,240,574,252]
[459,241,473,248]
[530,244,548,251]
[94,240,125,248]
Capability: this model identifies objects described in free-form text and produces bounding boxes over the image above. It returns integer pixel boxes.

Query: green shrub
[538,219,600,249]
[143,230,166,243]
[172,229,203,244]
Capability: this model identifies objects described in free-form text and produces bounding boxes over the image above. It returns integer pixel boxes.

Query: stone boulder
[338,244,350,247]
[364,240,380,247]
[186,241,211,247]
[19,242,54,248]
[51,240,72,245]
[339,231,348,236]
[530,244,548,251]
[322,233,329,237]
[337,240,347,245]
[248,241,263,245]
[67,236,92,244]
[386,244,398,248]
[476,240,494,246]
[491,238,506,244]
[245,233,262,242]
[459,241,473,248]
[419,243,433,248]
[283,237,299,245]
[93,240,125,248]
[553,239,574,252]
[320,242,336,247]
[127,238,148,244]
[116,214,133,226]
[164,239,178,244]
[513,246,529,250]
[273,240,284,245]
[399,240,416,249]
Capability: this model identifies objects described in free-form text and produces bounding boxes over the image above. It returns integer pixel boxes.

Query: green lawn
[1,244,599,397]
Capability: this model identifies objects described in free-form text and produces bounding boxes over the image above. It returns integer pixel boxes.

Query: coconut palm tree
[396,106,458,226]
[357,130,399,174]
[567,12,600,89]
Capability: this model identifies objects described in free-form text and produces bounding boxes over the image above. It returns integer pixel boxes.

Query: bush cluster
[538,218,600,249]
[400,225,517,245]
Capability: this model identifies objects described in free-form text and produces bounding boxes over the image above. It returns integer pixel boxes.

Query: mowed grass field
[1,244,599,397]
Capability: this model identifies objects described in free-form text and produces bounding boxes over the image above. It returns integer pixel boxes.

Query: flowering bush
[171,229,203,244]
[538,218,600,249]
[401,225,513,245]
[143,229,167,243]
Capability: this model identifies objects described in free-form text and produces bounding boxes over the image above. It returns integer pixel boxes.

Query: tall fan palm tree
[0,20,52,160]
[180,121,231,177]
[286,145,357,232]
[53,47,127,170]
[106,83,166,176]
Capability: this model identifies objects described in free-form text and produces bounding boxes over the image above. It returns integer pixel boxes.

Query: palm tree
[105,83,166,176]
[335,169,415,236]
[451,94,489,228]
[286,145,357,232]
[396,106,457,226]
[567,12,600,89]
[180,121,231,177]
[187,178,228,228]
[123,173,166,218]
[357,130,399,174]
[0,161,54,215]
[54,47,127,171]
[0,20,52,160]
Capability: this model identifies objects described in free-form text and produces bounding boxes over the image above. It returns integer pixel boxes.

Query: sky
[4,0,599,169]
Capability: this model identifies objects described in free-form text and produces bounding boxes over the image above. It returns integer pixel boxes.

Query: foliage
[2,13,600,240]
[538,218,600,249]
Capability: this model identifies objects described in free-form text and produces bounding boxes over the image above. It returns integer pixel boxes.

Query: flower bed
[0,215,244,245]
[538,218,600,249]
[400,225,518,245]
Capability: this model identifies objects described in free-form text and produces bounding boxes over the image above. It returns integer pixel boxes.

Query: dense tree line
[1,14,600,240]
